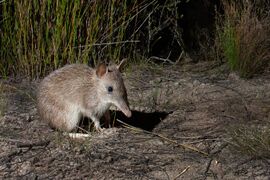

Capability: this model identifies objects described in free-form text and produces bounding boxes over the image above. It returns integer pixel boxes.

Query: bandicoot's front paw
[96,127,105,132]
[94,123,104,132]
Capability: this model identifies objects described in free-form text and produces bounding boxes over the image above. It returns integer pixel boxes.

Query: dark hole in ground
[112,110,171,131]
[78,110,171,132]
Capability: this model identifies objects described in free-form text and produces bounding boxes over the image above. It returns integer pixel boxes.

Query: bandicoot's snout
[115,100,132,118]
[123,108,132,118]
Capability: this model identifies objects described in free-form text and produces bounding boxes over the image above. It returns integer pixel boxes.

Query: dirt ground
[0,61,270,179]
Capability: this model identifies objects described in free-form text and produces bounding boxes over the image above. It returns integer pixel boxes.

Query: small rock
[106,156,113,163]
[193,80,200,86]
[18,161,31,176]
[228,72,240,81]
[140,106,146,112]
[149,80,155,85]
[155,77,162,83]
[26,114,32,122]
[100,154,106,159]
[187,82,193,88]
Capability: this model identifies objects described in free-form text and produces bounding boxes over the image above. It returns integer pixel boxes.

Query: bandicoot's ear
[117,58,127,73]
[96,63,107,78]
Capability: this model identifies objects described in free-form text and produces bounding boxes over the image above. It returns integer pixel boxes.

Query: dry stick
[116,119,209,156]
[17,140,50,148]
[175,51,184,64]
[173,166,191,180]
[76,125,92,134]
[204,159,213,176]
[74,40,140,49]
[149,56,175,65]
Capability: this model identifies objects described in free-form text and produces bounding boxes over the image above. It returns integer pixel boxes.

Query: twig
[76,125,92,134]
[173,166,191,180]
[17,140,50,149]
[175,51,184,64]
[117,119,208,156]
[149,56,175,65]
[204,159,213,179]
[211,143,228,155]
[74,40,140,49]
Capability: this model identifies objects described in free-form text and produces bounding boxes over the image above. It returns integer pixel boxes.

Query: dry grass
[0,0,186,79]
[213,1,270,157]
[228,126,270,159]
[216,0,270,78]
[0,0,141,78]
[236,13,270,77]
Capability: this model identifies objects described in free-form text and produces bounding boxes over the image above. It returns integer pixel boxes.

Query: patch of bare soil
[1,62,270,179]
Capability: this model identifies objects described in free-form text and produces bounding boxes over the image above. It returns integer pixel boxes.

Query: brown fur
[37,61,131,132]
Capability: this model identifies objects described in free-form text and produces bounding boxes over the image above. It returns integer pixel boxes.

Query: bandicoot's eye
[107,86,113,93]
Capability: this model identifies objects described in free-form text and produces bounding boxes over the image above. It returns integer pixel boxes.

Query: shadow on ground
[78,110,171,132]
[113,110,171,131]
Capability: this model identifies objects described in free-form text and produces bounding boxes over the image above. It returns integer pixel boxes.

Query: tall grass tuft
[0,0,140,78]
[221,21,238,70]
[217,0,270,78]
[1,0,186,78]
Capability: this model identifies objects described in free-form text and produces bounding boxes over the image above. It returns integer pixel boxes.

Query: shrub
[217,0,270,78]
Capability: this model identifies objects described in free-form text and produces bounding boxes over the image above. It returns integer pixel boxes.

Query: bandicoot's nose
[124,109,132,118]
[116,101,132,118]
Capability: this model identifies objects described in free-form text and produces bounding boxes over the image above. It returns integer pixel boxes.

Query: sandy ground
[0,61,270,179]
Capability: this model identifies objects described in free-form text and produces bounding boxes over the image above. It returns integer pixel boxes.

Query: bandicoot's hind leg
[41,101,81,132]
[38,97,66,130]
[48,112,78,132]
[61,106,81,132]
